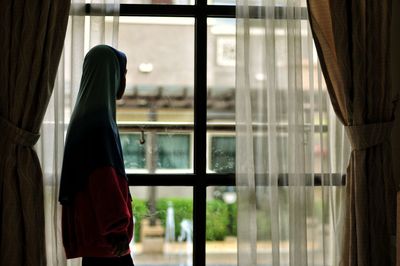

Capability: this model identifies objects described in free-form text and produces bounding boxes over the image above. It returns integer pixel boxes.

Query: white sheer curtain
[37,1,120,265]
[236,1,350,265]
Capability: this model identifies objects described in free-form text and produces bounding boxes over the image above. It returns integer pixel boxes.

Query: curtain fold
[236,1,349,265]
[37,1,120,265]
[0,1,70,266]
[307,1,396,265]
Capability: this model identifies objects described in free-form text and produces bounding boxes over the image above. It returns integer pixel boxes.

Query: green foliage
[256,211,272,240]
[131,197,238,242]
[229,202,237,236]
[131,198,148,242]
[206,200,229,241]
[156,198,193,238]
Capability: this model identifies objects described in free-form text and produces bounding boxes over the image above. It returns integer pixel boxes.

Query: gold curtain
[307,1,396,265]
[0,1,70,265]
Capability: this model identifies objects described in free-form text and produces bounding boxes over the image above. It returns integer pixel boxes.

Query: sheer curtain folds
[236,1,349,265]
[37,1,120,265]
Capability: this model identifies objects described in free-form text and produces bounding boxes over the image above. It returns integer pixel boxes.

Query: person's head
[81,45,127,103]
[75,45,128,123]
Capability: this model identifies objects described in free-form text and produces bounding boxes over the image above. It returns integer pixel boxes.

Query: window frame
[78,3,343,266]
[107,3,236,266]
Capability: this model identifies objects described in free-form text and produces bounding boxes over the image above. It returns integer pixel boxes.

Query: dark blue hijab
[59,45,127,205]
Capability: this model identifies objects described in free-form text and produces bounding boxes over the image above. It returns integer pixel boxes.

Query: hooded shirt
[59,45,127,205]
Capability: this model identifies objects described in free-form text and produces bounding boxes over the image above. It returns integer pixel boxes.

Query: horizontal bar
[120,4,235,18]
[128,173,196,186]
[78,4,235,17]
[69,4,308,20]
[117,121,329,132]
[127,173,345,186]
[205,5,235,18]
[205,173,235,186]
[126,173,235,186]
[120,4,197,17]
[237,173,345,186]
[118,121,235,131]
[81,4,234,17]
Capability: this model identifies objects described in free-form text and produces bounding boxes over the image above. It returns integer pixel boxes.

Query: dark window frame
[78,3,342,266]
[81,4,236,266]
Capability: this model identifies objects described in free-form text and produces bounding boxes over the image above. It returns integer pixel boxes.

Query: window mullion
[193,0,207,265]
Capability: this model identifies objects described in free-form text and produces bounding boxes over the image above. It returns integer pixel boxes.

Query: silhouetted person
[59,45,134,266]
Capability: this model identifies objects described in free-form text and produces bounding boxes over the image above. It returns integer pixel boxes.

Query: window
[120,133,146,169]
[75,2,341,266]
[209,135,235,173]
[105,2,237,266]
[157,134,191,170]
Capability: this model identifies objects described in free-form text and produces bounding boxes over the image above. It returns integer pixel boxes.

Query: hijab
[59,45,127,205]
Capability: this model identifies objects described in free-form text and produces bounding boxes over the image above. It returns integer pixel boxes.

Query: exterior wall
[118,18,235,91]
[119,19,195,88]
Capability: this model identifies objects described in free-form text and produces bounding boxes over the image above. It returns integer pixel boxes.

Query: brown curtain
[307,1,396,266]
[0,1,70,266]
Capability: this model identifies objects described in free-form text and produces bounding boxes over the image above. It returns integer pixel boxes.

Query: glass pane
[206,186,237,266]
[120,0,194,4]
[207,18,235,173]
[207,0,235,5]
[117,17,194,123]
[249,186,344,265]
[312,132,334,174]
[130,186,193,266]
[120,131,193,173]
[210,135,235,173]
[117,17,194,173]
[120,133,147,170]
[157,134,191,170]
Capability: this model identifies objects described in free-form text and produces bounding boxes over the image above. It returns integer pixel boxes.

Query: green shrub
[156,198,193,239]
[256,210,272,240]
[156,198,232,241]
[229,202,237,236]
[132,197,235,242]
[132,198,149,242]
[206,200,229,241]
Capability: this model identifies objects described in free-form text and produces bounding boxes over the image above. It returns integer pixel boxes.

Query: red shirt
[62,167,134,259]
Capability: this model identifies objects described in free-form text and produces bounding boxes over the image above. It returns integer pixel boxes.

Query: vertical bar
[194,0,207,174]
[193,0,207,265]
[193,185,207,266]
